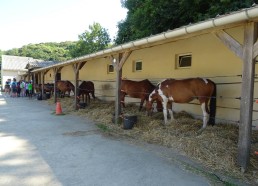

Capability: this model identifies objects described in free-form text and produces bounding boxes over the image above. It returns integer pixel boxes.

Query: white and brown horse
[146,78,216,128]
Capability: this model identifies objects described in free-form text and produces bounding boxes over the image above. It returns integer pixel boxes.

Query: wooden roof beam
[214,30,243,60]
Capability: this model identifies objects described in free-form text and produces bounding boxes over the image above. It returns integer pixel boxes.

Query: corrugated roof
[26,60,59,69]
[1,55,37,70]
[27,5,257,72]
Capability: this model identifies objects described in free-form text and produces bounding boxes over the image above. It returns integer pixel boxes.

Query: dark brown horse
[34,83,54,95]
[146,78,216,128]
[121,79,162,111]
[78,81,96,103]
[56,80,75,97]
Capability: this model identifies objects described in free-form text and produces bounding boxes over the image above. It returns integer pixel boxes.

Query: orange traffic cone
[56,101,63,115]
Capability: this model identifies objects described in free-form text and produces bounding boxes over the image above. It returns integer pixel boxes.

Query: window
[176,54,192,68]
[57,73,61,80]
[107,64,114,73]
[134,60,142,72]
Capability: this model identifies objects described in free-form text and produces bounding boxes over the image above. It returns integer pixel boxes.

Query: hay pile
[48,97,258,184]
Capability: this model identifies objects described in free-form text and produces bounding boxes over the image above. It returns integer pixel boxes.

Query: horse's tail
[91,82,96,99]
[209,81,217,126]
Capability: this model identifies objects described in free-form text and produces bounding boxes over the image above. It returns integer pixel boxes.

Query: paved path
[0,93,211,186]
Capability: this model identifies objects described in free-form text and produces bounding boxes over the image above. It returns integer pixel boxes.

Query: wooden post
[33,73,36,95]
[113,54,122,125]
[53,67,63,103]
[72,62,86,110]
[112,51,132,124]
[53,68,58,103]
[238,22,258,171]
[41,71,45,97]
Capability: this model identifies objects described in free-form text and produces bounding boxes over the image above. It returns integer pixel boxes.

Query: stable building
[29,6,258,170]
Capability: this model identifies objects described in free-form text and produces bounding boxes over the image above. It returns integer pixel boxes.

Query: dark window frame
[107,64,114,73]
[177,54,192,68]
[134,60,142,72]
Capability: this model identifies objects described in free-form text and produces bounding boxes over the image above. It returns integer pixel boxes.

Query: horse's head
[146,90,159,116]
[145,100,153,116]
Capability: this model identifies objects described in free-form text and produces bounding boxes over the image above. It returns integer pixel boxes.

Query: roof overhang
[32,5,258,73]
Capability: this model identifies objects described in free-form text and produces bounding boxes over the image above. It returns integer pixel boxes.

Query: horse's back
[79,81,94,91]
[121,79,155,98]
[57,80,73,91]
[158,78,215,102]
[121,79,154,91]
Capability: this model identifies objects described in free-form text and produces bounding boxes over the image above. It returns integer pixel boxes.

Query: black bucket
[46,92,51,99]
[37,93,42,100]
[123,115,137,130]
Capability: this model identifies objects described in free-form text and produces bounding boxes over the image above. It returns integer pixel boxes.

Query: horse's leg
[167,101,174,121]
[201,102,209,128]
[139,97,145,111]
[87,93,90,104]
[120,92,126,107]
[81,94,84,103]
[162,99,169,125]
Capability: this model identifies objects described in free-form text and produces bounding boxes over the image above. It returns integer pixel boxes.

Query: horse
[56,80,75,97]
[146,78,216,129]
[121,79,162,111]
[44,83,54,95]
[35,83,54,94]
[78,81,96,104]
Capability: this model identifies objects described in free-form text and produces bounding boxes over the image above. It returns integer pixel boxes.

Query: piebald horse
[146,78,216,129]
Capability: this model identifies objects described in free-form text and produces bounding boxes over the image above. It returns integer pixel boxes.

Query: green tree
[4,41,76,61]
[70,22,111,57]
[115,0,255,45]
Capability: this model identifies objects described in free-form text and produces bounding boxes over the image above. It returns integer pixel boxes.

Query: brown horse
[44,83,54,94]
[78,81,96,103]
[56,80,75,97]
[34,83,54,96]
[121,79,162,111]
[146,78,216,128]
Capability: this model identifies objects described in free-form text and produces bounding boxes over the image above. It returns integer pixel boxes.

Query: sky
[0,0,128,51]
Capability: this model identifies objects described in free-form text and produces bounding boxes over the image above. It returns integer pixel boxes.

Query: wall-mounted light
[113,58,116,64]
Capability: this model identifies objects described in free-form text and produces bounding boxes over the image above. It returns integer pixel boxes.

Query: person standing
[28,81,33,99]
[11,78,17,98]
[25,82,29,97]
[17,81,21,97]
[4,80,10,96]
[20,80,25,97]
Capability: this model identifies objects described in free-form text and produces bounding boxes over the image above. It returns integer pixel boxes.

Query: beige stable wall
[44,69,55,84]
[54,59,117,101]
[79,58,116,101]
[120,25,258,126]
[37,25,258,126]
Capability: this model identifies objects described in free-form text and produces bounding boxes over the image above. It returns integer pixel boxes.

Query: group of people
[4,78,33,99]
